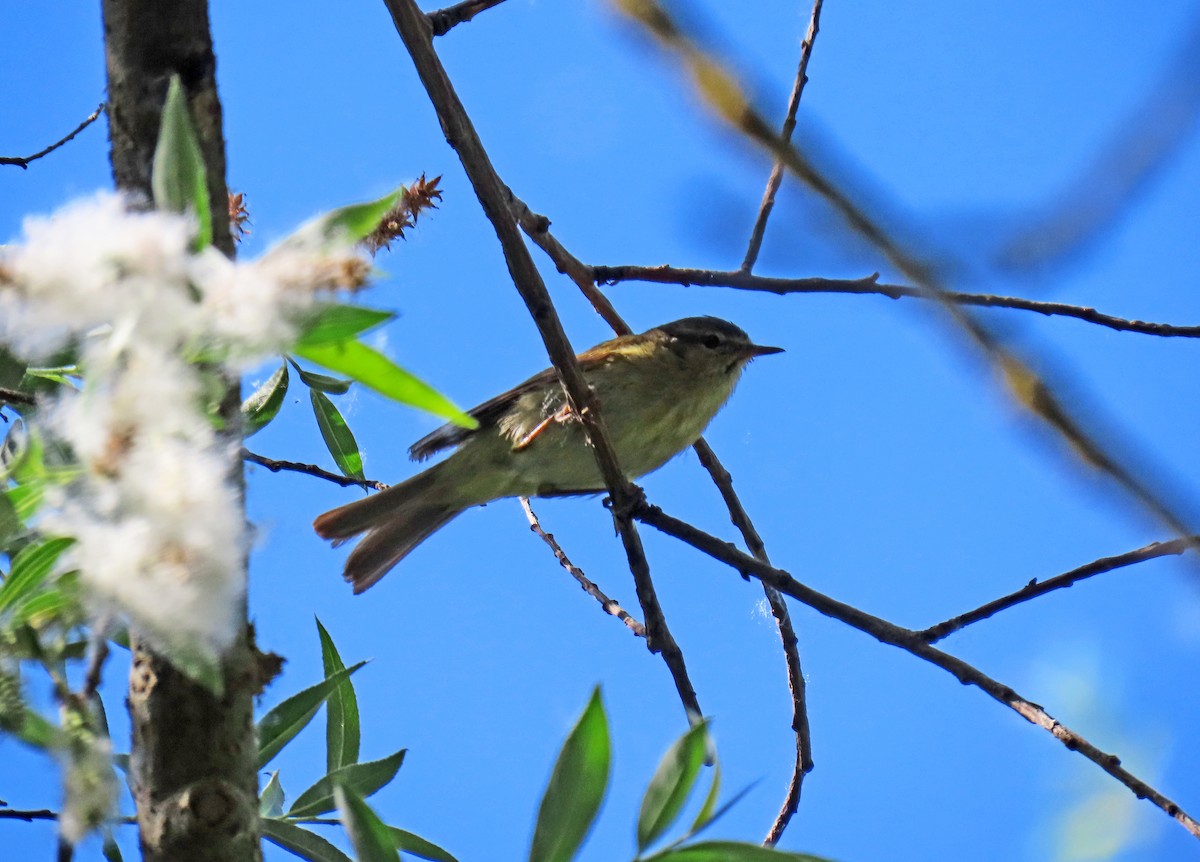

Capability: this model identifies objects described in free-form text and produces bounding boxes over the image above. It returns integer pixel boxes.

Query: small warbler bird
[313,316,782,592]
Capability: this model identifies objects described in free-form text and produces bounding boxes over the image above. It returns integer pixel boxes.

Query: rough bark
[101,1,260,859]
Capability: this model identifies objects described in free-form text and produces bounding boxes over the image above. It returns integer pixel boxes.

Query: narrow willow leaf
[389,827,461,862]
[297,340,476,429]
[295,364,352,396]
[317,618,360,772]
[14,710,59,750]
[335,785,400,862]
[0,493,19,546]
[101,830,123,862]
[644,840,835,862]
[151,75,212,249]
[263,818,354,862]
[0,537,74,616]
[5,482,44,521]
[242,363,289,437]
[637,721,710,851]
[296,304,396,348]
[689,757,721,834]
[260,770,286,817]
[288,749,406,818]
[310,390,364,480]
[256,661,367,770]
[528,687,610,862]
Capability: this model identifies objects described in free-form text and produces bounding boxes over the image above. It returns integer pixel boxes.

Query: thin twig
[0,387,37,407]
[509,193,631,335]
[80,637,110,703]
[511,188,812,842]
[0,104,106,170]
[921,537,1196,643]
[633,503,1200,842]
[427,0,510,36]
[521,498,647,637]
[741,0,824,273]
[383,0,704,723]
[0,808,58,821]
[592,265,1200,339]
[692,440,812,845]
[241,449,386,491]
[620,0,1200,564]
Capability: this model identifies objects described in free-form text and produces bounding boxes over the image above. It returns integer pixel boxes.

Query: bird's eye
[703,334,722,349]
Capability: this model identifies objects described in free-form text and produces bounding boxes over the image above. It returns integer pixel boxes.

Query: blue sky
[4,2,1200,861]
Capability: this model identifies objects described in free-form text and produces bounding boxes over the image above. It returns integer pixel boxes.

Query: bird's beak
[742,343,784,358]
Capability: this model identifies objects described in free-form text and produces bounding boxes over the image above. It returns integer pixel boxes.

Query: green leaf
[294,364,352,396]
[388,828,460,862]
[263,818,354,862]
[242,363,290,437]
[528,687,610,862]
[288,749,406,818]
[644,841,835,862]
[310,390,364,480]
[296,340,476,429]
[260,770,286,817]
[101,829,123,862]
[638,721,710,851]
[256,661,367,770]
[0,493,19,546]
[6,482,44,521]
[151,75,212,249]
[284,189,404,249]
[335,784,400,862]
[0,537,74,616]
[296,304,396,348]
[13,710,59,750]
[317,618,360,772]
[689,756,721,834]
[13,579,80,628]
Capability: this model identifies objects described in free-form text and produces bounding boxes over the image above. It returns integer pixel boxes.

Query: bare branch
[521,498,647,637]
[0,807,58,821]
[511,189,813,843]
[921,537,1196,643]
[634,503,1200,841]
[242,449,386,491]
[617,0,1200,561]
[692,440,812,845]
[0,104,105,170]
[383,0,704,723]
[427,0,510,36]
[0,387,37,407]
[741,0,824,273]
[592,265,1200,339]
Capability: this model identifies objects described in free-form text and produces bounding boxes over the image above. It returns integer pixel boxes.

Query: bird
[313,316,783,592]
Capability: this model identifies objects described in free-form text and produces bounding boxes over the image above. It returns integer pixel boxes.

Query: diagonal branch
[510,190,812,843]
[617,0,1200,566]
[920,537,1196,643]
[0,104,105,170]
[521,498,647,637]
[741,0,824,273]
[383,0,704,724]
[242,448,386,490]
[633,502,1200,841]
[591,265,1200,338]
[427,0,510,36]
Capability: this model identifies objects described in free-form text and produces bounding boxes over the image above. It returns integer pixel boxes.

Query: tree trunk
[101,1,260,859]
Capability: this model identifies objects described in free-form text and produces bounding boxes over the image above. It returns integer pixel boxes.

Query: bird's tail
[313,464,462,593]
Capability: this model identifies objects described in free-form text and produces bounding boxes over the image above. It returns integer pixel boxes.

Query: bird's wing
[407,365,565,461]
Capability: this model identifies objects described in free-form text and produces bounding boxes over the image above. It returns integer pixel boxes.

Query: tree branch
[510,189,812,843]
[426,0,510,37]
[382,0,704,724]
[741,0,824,273]
[0,104,105,170]
[920,537,1196,643]
[242,449,386,490]
[520,498,647,637]
[592,265,1200,339]
[633,502,1200,841]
